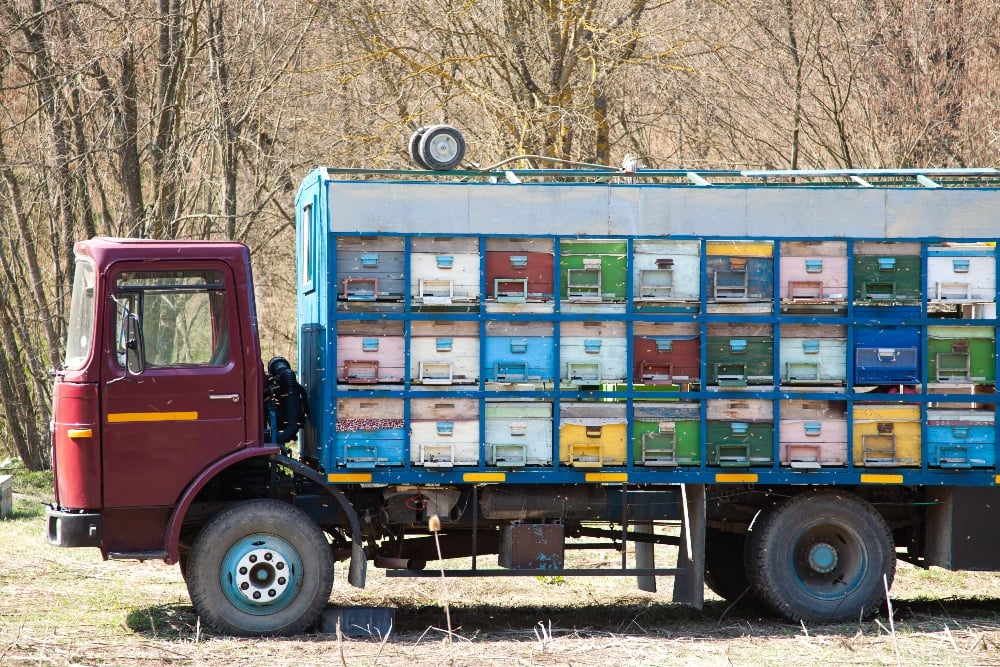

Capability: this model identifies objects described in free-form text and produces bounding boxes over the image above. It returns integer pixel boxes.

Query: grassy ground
[4,469,1000,666]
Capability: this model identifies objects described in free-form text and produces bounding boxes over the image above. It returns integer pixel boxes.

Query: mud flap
[671,484,705,609]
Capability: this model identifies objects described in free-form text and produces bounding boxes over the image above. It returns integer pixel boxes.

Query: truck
[46,132,1000,636]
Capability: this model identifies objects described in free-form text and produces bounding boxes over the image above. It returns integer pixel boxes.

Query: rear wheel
[186,500,334,636]
[408,126,430,169]
[746,492,895,623]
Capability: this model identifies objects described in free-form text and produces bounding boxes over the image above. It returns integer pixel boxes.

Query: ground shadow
[126,595,1000,641]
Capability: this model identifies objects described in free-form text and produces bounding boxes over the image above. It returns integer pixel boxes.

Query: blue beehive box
[853,323,921,385]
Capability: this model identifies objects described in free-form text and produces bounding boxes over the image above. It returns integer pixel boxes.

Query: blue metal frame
[294,167,1000,489]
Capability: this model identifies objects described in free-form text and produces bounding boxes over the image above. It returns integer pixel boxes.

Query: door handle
[209,393,241,403]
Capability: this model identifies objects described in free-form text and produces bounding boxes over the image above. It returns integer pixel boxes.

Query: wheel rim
[788,520,868,601]
[220,534,302,615]
[426,133,460,164]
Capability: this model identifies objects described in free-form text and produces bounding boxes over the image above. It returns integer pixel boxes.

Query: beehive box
[706,398,774,467]
[336,321,404,385]
[0,475,11,519]
[558,403,627,467]
[409,320,479,385]
[778,324,846,385]
[485,238,555,307]
[484,321,554,387]
[334,399,405,468]
[853,241,921,304]
[410,399,480,467]
[559,239,628,306]
[926,325,995,385]
[410,237,480,309]
[852,403,921,467]
[706,324,773,386]
[927,243,996,303]
[336,236,405,310]
[779,241,848,308]
[854,323,921,385]
[779,399,847,467]
[559,321,627,387]
[632,403,700,466]
[485,401,553,467]
[705,240,774,305]
[926,408,996,468]
[632,239,700,308]
[632,322,699,387]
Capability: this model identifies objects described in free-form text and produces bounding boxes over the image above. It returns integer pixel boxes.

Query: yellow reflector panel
[464,473,506,483]
[715,473,758,483]
[585,473,628,483]
[326,473,372,483]
[860,474,904,485]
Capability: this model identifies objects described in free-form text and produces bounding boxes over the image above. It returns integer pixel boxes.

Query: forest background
[2,0,998,471]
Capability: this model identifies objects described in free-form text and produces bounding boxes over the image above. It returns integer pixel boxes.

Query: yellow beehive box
[558,403,627,467]
[852,404,921,467]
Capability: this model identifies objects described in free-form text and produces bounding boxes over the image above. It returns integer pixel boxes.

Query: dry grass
[4,477,1000,666]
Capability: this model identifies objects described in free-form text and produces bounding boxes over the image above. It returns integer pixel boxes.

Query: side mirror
[122,311,144,375]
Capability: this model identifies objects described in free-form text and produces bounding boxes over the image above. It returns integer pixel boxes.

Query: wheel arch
[165,446,281,564]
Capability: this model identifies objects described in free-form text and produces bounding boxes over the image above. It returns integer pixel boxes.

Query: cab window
[113,270,230,368]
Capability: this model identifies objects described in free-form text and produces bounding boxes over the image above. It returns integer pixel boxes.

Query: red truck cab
[47,238,271,560]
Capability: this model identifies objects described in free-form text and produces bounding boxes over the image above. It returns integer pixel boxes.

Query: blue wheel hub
[807,542,838,574]
[221,534,302,615]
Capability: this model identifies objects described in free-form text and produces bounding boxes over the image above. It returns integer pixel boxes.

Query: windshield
[64,258,96,370]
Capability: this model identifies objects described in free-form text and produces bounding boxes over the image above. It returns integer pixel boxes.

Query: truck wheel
[408,126,430,169]
[703,528,752,603]
[417,124,465,170]
[186,500,334,636]
[745,492,894,623]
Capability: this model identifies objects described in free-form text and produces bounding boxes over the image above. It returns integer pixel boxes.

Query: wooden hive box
[778,323,847,386]
[485,238,555,308]
[485,401,554,467]
[779,241,848,310]
[335,236,405,311]
[706,324,773,387]
[706,398,774,467]
[336,321,404,385]
[927,243,996,304]
[410,237,481,310]
[779,399,847,468]
[926,408,996,469]
[558,402,627,467]
[632,403,701,466]
[632,322,700,387]
[852,403,921,467]
[632,239,700,310]
[410,398,480,467]
[854,323,921,385]
[558,239,628,309]
[334,398,406,468]
[926,325,995,385]
[484,321,554,388]
[409,320,479,385]
[705,240,774,305]
[853,241,921,305]
[559,321,627,387]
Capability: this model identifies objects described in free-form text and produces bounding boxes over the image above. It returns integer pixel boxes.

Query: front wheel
[745,491,895,623]
[186,500,334,636]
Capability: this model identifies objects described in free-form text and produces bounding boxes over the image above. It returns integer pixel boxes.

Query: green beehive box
[705,421,774,467]
[706,334,774,386]
[559,240,628,302]
[853,243,922,303]
[632,404,700,466]
[927,326,996,384]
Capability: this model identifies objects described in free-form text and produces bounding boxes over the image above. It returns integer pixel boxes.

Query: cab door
[100,263,247,508]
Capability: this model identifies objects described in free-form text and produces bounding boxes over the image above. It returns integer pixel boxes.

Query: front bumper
[46,506,102,548]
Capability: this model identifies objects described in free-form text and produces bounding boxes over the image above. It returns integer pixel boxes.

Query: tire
[745,491,895,623]
[408,126,430,169]
[703,528,752,603]
[186,500,334,636]
[417,124,465,170]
